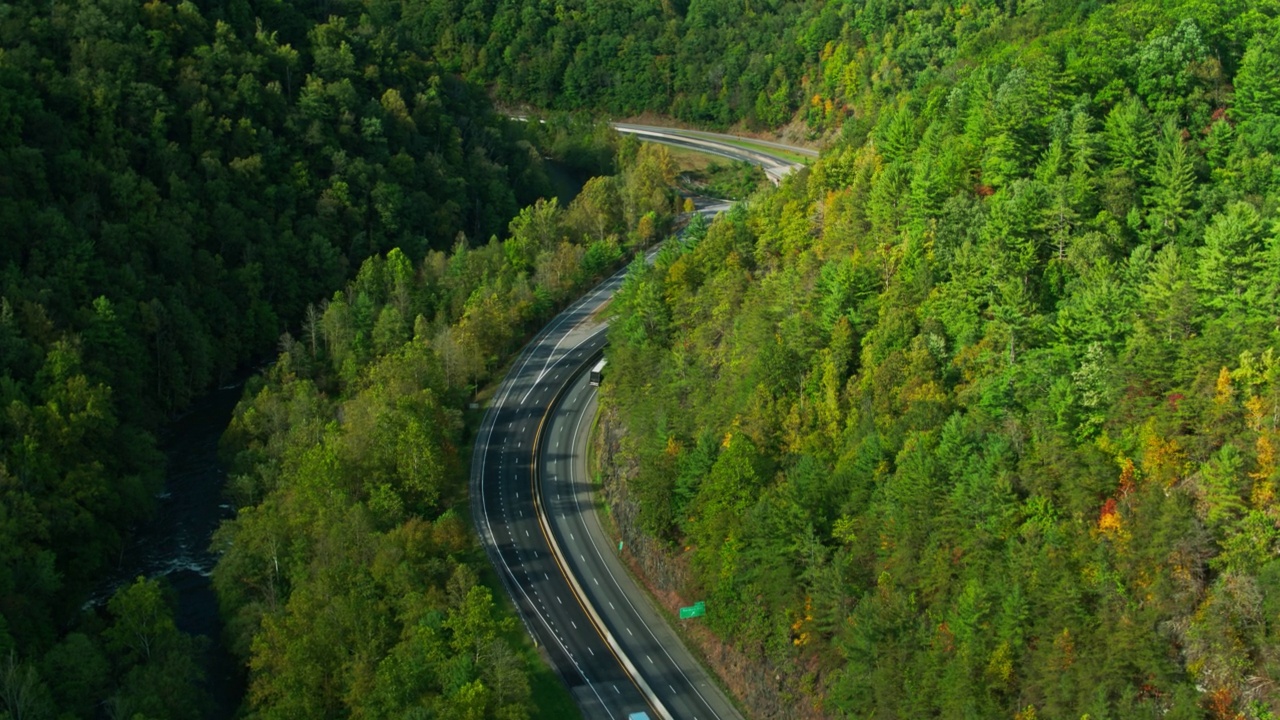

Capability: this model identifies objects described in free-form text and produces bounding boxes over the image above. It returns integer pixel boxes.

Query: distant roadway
[471,128,814,719]
[610,122,817,184]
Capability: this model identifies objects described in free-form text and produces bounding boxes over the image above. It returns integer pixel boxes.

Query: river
[97,161,591,718]
[99,380,246,718]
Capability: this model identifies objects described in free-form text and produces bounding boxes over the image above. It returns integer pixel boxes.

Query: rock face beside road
[591,403,828,720]
[473,129,817,720]
[470,236,743,720]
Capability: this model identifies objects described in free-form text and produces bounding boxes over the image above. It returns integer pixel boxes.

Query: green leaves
[1129,19,1211,124]
[1195,201,1264,312]
[1102,95,1156,219]
[102,577,207,719]
[105,577,178,665]
[1199,443,1248,534]
[1144,119,1198,244]
[1232,22,1280,150]
[611,257,672,349]
[596,5,1280,714]
[506,198,566,273]
[209,116,648,716]
[0,0,571,701]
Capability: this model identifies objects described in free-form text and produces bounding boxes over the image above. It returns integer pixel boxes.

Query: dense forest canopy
[594,0,1280,719]
[0,0,564,711]
[6,0,1280,716]
[398,0,1278,133]
[211,137,676,717]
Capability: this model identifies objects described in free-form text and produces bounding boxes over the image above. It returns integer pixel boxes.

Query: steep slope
[0,0,547,711]
[598,2,1280,718]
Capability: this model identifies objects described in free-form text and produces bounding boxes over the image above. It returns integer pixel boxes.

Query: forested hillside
[9,0,1280,717]
[598,1,1280,718]
[409,0,1215,132]
[0,0,550,710]
[212,138,677,716]
[409,0,825,128]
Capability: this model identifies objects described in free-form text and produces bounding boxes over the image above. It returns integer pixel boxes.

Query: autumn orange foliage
[1118,458,1136,496]
[1098,497,1122,533]
[1207,686,1241,720]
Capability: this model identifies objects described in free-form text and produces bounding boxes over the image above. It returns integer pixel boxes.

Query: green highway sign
[678,601,706,620]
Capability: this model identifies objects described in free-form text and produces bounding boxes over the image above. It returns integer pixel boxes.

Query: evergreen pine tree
[1145,119,1197,244]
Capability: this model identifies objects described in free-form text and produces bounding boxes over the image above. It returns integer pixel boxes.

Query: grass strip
[710,136,814,165]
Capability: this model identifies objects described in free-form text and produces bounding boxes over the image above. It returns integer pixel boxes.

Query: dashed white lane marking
[588,647,594,656]
[670,685,678,694]
[593,577,599,586]
[613,685,620,695]
[647,655,653,664]
[544,573,549,580]
[525,530,529,537]
[571,620,578,629]
[557,596,563,604]
[609,602,615,610]
[626,627,633,636]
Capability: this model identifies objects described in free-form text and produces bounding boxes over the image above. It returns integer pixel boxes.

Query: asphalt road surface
[470,239,747,720]
[472,131,814,719]
[611,123,816,184]
[542,366,746,720]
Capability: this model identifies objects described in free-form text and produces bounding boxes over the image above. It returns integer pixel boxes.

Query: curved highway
[611,123,816,185]
[471,250,741,720]
[542,362,748,720]
[471,129,813,719]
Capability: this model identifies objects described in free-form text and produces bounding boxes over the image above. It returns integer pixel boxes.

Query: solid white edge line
[533,367,675,720]
[475,223,727,720]
[470,274,630,720]
[565,373,729,720]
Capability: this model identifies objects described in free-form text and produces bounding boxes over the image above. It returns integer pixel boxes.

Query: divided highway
[611,123,817,184]
[540,361,744,720]
[469,247,740,720]
[514,113,815,184]
[471,129,813,719]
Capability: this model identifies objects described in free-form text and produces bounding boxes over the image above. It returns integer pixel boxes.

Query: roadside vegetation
[678,159,769,202]
[210,138,679,717]
[0,0,545,711]
[597,2,1280,719]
